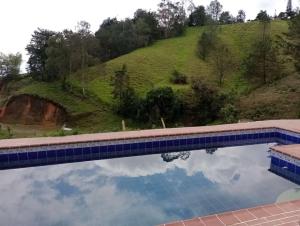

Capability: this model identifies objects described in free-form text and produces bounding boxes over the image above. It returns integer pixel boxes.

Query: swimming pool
[0,144,299,226]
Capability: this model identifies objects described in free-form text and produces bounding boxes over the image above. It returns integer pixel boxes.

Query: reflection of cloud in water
[0,164,170,226]
[0,143,297,226]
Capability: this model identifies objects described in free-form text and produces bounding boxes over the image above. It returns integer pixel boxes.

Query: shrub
[170,70,188,84]
[183,78,224,125]
[220,104,239,123]
[116,87,140,119]
[139,87,182,124]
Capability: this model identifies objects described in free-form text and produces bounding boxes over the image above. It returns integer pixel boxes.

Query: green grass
[15,80,96,115]
[68,20,289,105]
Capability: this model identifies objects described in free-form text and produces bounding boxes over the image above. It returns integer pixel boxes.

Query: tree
[219,11,234,24]
[75,21,100,95]
[183,78,223,125]
[244,36,281,84]
[256,10,271,22]
[236,10,246,23]
[141,87,181,123]
[244,13,281,84]
[207,0,223,22]
[96,16,157,61]
[286,13,300,70]
[188,6,207,26]
[197,26,218,60]
[212,42,233,86]
[45,32,70,85]
[26,28,56,81]
[116,87,140,118]
[111,64,129,103]
[0,52,22,80]
[133,9,160,43]
[157,0,186,38]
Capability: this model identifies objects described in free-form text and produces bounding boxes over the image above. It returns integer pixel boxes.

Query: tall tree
[244,14,280,84]
[133,9,160,43]
[26,28,56,81]
[286,13,300,70]
[96,17,154,61]
[142,87,180,123]
[111,64,129,103]
[198,26,218,60]
[219,11,234,24]
[188,6,207,26]
[45,32,71,86]
[207,0,223,22]
[75,21,99,95]
[212,42,233,85]
[244,37,281,84]
[157,0,186,38]
[236,10,246,23]
[256,10,271,22]
[0,52,22,80]
[184,78,222,125]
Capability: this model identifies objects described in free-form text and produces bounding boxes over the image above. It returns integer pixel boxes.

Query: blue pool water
[0,144,299,226]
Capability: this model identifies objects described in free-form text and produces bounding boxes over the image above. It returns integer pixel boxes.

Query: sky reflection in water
[0,144,298,226]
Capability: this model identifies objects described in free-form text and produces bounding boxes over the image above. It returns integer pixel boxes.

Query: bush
[139,87,182,124]
[220,104,239,123]
[183,78,224,125]
[116,88,140,119]
[170,70,188,84]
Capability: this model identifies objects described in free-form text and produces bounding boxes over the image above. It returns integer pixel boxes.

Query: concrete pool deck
[0,119,300,150]
[271,145,300,161]
[161,200,300,226]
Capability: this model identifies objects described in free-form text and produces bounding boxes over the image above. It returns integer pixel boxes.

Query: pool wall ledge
[0,119,299,170]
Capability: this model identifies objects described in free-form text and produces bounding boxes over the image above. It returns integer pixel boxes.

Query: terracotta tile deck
[0,119,299,150]
[161,200,300,226]
[271,145,300,161]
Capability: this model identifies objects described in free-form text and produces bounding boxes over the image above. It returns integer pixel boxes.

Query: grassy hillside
[70,20,289,104]
[1,20,299,137]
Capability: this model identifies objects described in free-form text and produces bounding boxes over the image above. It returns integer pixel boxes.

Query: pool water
[0,144,299,226]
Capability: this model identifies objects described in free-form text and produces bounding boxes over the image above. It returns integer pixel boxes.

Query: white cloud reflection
[0,144,298,226]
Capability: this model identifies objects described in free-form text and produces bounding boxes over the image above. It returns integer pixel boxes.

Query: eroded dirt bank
[0,94,67,126]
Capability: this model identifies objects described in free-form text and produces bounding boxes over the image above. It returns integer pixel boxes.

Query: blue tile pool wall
[0,128,299,170]
[269,149,300,184]
[269,156,300,185]
[274,128,300,145]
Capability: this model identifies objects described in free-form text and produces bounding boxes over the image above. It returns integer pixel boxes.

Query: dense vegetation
[0,0,300,137]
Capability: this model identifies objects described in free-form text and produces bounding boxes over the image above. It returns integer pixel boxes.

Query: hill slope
[1,20,299,137]
[72,20,290,104]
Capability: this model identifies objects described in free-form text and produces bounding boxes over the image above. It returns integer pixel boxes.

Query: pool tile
[280,222,300,226]
[57,149,66,158]
[165,221,184,226]
[263,205,284,215]
[200,215,224,226]
[18,153,28,161]
[233,210,256,222]
[0,154,8,162]
[280,215,300,223]
[290,200,300,208]
[217,212,241,225]
[245,217,267,225]
[8,153,18,162]
[91,146,99,154]
[38,151,47,159]
[278,202,299,212]
[248,207,271,218]
[183,218,204,226]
